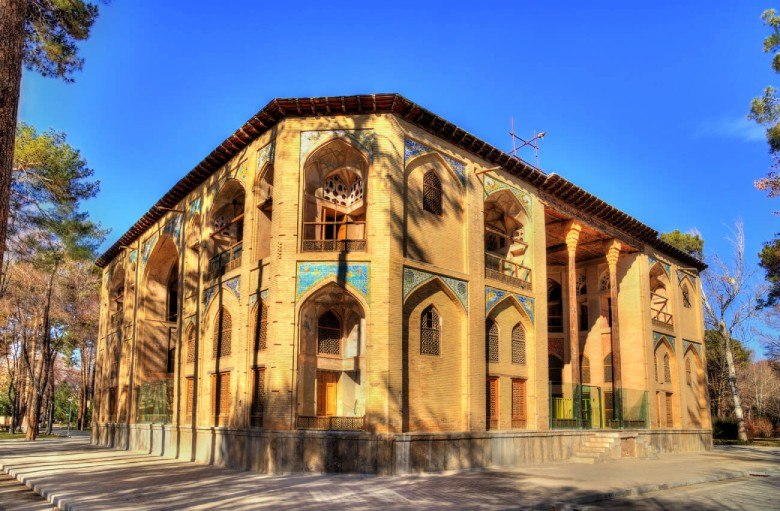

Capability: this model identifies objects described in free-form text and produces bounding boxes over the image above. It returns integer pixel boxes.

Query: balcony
[206,242,242,282]
[484,253,532,291]
[650,292,674,330]
[302,220,366,252]
[296,415,365,431]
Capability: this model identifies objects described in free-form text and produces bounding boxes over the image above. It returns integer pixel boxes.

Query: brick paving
[0,438,778,511]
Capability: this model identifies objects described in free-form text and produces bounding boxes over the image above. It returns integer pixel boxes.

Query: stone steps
[570,432,619,464]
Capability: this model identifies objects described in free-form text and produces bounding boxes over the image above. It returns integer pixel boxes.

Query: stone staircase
[570,432,620,464]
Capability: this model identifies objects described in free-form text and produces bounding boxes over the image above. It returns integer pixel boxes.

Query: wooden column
[565,221,582,386]
[606,240,622,422]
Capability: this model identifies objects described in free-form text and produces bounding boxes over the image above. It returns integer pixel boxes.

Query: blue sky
[18,1,777,351]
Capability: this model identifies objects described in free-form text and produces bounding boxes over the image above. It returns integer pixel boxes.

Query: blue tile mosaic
[649,256,671,277]
[677,270,696,284]
[683,339,702,357]
[188,197,202,219]
[297,263,369,301]
[482,175,532,217]
[404,138,466,186]
[653,331,676,350]
[301,130,374,163]
[224,276,240,301]
[162,215,182,247]
[403,267,468,311]
[249,289,269,308]
[128,249,137,266]
[485,287,535,324]
[257,141,275,171]
[203,285,217,311]
[141,234,158,272]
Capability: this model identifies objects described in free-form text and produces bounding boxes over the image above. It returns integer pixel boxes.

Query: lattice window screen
[422,171,443,215]
[604,353,613,383]
[486,377,499,424]
[211,372,230,423]
[420,306,441,356]
[511,323,526,365]
[581,356,591,384]
[486,320,499,363]
[185,377,193,419]
[253,301,268,351]
[685,358,691,385]
[186,327,196,363]
[600,271,611,291]
[317,311,341,355]
[212,308,232,358]
[511,379,526,420]
[251,367,265,427]
[663,353,672,383]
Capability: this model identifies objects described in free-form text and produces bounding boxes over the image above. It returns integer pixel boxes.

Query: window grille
[212,307,232,358]
[511,323,526,365]
[663,353,671,383]
[486,319,499,363]
[685,358,691,386]
[486,377,499,429]
[185,377,193,421]
[251,367,265,427]
[682,284,692,309]
[604,353,613,383]
[599,271,611,292]
[665,392,673,427]
[420,306,441,355]
[252,300,268,351]
[511,379,526,428]
[581,355,591,384]
[211,371,230,425]
[422,170,442,215]
[577,273,587,295]
[186,327,196,363]
[317,311,341,355]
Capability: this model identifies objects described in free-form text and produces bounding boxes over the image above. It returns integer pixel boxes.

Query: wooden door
[317,372,338,416]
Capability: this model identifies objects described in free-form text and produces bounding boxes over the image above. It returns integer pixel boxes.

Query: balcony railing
[296,415,365,431]
[484,253,532,291]
[302,220,366,252]
[135,379,173,424]
[206,242,242,282]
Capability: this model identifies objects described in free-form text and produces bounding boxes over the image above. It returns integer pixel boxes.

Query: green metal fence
[550,383,648,430]
[135,379,174,424]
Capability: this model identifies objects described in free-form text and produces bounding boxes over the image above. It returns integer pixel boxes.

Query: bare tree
[701,222,763,441]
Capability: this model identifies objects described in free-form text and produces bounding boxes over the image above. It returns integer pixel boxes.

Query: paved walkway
[0,437,778,511]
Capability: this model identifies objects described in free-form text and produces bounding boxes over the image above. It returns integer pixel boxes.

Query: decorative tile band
[683,339,702,357]
[297,263,369,301]
[301,130,374,163]
[653,331,676,350]
[162,215,182,248]
[249,289,269,308]
[677,270,696,284]
[482,175,532,217]
[403,266,468,311]
[404,138,466,185]
[203,285,217,312]
[649,256,671,277]
[128,249,137,266]
[188,197,202,219]
[257,141,275,171]
[485,287,535,324]
[141,234,158,271]
[235,160,249,182]
[224,276,240,301]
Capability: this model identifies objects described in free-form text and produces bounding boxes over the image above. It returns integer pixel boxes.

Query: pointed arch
[485,317,499,362]
[511,322,526,365]
[405,151,465,190]
[422,170,443,215]
[185,322,196,364]
[212,306,233,358]
[251,298,268,351]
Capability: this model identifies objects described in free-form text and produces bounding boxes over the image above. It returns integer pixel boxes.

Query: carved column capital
[565,221,582,254]
[605,240,622,268]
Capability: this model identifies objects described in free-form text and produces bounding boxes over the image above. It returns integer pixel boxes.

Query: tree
[701,223,763,442]
[758,236,780,308]
[660,229,704,260]
[0,0,102,279]
[705,330,751,419]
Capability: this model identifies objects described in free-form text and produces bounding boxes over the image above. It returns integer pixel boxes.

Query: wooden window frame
[420,305,441,356]
[422,170,443,215]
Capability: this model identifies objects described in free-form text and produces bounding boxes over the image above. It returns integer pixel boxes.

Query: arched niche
[297,282,366,425]
[108,265,126,332]
[254,163,274,260]
[650,262,672,327]
[484,189,531,274]
[302,138,368,252]
[210,179,246,255]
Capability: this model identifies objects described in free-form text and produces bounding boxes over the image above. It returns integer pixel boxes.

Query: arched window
[212,307,232,358]
[186,326,196,363]
[604,353,613,383]
[650,263,672,327]
[512,323,526,365]
[577,273,587,295]
[166,263,178,322]
[486,319,499,363]
[547,280,563,333]
[682,283,692,309]
[420,305,441,355]
[422,170,442,215]
[252,299,268,351]
[581,355,591,384]
[663,353,672,383]
[685,357,692,385]
[548,354,563,383]
[655,352,660,382]
[317,311,341,355]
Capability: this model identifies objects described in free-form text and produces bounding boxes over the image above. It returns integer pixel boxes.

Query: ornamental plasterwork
[648,256,671,277]
[297,262,369,301]
[683,339,702,357]
[653,331,676,351]
[300,130,374,163]
[404,138,466,186]
[257,141,275,172]
[485,287,535,324]
[482,175,532,217]
[403,267,468,311]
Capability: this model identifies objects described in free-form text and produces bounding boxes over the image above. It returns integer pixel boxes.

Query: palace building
[93,94,711,474]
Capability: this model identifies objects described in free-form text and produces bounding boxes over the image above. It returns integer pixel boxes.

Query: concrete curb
[542,467,780,511]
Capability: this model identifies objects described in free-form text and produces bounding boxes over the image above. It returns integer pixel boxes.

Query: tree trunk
[0,0,26,274]
[722,322,748,441]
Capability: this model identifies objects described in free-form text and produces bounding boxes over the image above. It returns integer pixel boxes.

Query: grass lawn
[0,431,59,440]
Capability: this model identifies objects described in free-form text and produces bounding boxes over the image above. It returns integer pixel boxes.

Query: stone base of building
[91,423,712,475]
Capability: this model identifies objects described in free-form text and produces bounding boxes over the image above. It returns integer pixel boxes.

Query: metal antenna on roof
[509,117,546,169]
